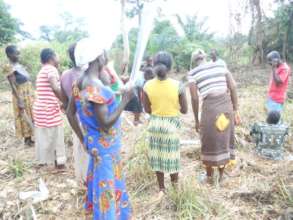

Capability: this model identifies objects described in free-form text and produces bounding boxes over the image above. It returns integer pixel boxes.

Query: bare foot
[205,176,214,185]
[157,190,165,201]
[151,190,165,204]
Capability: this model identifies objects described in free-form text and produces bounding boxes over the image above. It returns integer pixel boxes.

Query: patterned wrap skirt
[147,115,180,173]
[12,81,34,138]
[200,93,235,167]
[84,134,132,220]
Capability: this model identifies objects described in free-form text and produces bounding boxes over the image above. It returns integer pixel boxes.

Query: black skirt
[125,88,143,113]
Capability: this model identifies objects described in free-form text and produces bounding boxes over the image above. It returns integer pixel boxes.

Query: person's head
[153,51,172,79]
[266,51,282,67]
[266,110,281,125]
[210,49,218,62]
[87,53,107,77]
[191,49,206,69]
[145,56,153,67]
[143,67,154,81]
[74,38,107,78]
[68,43,77,68]
[40,48,59,68]
[5,45,20,63]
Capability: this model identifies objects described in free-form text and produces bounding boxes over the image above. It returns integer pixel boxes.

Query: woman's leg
[156,171,165,191]
[24,137,34,146]
[218,166,225,182]
[206,166,214,184]
[170,173,179,189]
[134,112,141,125]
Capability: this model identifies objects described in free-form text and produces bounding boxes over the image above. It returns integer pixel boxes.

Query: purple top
[61,68,81,98]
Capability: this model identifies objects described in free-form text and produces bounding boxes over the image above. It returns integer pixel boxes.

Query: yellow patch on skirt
[215,113,230,132]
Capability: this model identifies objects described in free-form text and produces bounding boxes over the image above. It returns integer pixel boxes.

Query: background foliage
[0,0,292,86]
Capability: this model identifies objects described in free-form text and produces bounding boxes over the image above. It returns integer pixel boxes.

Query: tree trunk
[282,6,293,61]
[249,0,264,65]
[121,0,130,75]
[136,0,142,26]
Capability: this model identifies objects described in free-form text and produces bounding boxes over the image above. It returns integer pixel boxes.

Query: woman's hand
[122,86,135,103]
[234,111,241,126]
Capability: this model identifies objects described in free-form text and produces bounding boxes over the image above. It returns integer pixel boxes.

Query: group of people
[3,37,291,219]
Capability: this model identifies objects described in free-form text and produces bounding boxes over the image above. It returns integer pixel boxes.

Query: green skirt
[147,115,180,173]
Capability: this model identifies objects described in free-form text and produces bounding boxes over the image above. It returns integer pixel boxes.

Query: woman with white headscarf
[67,38,133,219]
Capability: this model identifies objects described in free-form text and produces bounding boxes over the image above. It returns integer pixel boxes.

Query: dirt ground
[0,67,293,219]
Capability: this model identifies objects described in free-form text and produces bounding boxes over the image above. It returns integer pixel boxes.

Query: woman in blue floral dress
[67,39,133,220]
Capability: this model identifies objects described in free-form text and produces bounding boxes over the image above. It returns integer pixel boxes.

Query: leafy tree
[39,25,56,42]
[274,1,293,61]
[248,0,264,64]
[175,15,213,42]
[0,0,20,45]
[258,1,293,62]
[111,16,216,72]
[39,12,89,43]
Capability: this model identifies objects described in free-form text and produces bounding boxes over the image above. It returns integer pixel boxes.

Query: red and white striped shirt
[33,64,63,127]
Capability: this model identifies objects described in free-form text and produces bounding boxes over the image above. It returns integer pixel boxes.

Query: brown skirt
[200,93,235,167]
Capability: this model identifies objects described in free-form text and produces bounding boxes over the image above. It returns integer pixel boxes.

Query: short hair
[153,51,172,71]
[40,48,56,64]
[68,43,77,67]
[267,51,281,61]
[5,45,17,56]
[145,56,152,61]
[210,49,218,55]
[266,111,281,124]
[143,67,154,78]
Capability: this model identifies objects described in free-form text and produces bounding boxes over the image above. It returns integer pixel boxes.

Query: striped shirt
[33,64,62,127]
[188,62,228,98]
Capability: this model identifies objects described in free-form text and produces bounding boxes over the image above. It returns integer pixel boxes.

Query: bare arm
[7,73,20,99]
[60,83,69,109]
[226,72,238,111]
[66,96,84,143]
[189,83,199,124]
[272,67,283,86]
[179,90,188,114]
[142,91,151,114]
[93,91,133,131]
[48,75,63,101]
[7,73,24,108]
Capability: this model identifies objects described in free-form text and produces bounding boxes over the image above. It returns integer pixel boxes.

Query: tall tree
[175,14,213,41]
[279,1,293,60]
[249,0,264,64]
[0,0,20,45]
[39,12,88,43]
[120,0,130,75]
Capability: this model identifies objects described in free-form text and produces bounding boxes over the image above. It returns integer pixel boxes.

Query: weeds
[8,158,26,178]
[276,178,293,207]
[168,177,230,219]
[125,131,154,197]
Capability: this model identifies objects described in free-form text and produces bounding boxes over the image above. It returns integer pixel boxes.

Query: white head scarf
[74,38,105,71]
[190,49,206,70]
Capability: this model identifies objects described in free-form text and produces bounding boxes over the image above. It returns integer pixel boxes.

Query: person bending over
[251,111,289,160]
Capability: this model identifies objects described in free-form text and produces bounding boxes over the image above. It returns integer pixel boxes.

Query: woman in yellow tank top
[142,51,188,198]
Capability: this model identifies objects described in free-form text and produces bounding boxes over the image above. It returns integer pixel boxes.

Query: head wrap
[190,49,206,70]
[267,51,281,61]
[74,38,105,71]
[191,49,206,61]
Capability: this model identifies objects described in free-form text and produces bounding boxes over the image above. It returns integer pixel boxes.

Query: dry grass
[0,67,293,219]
